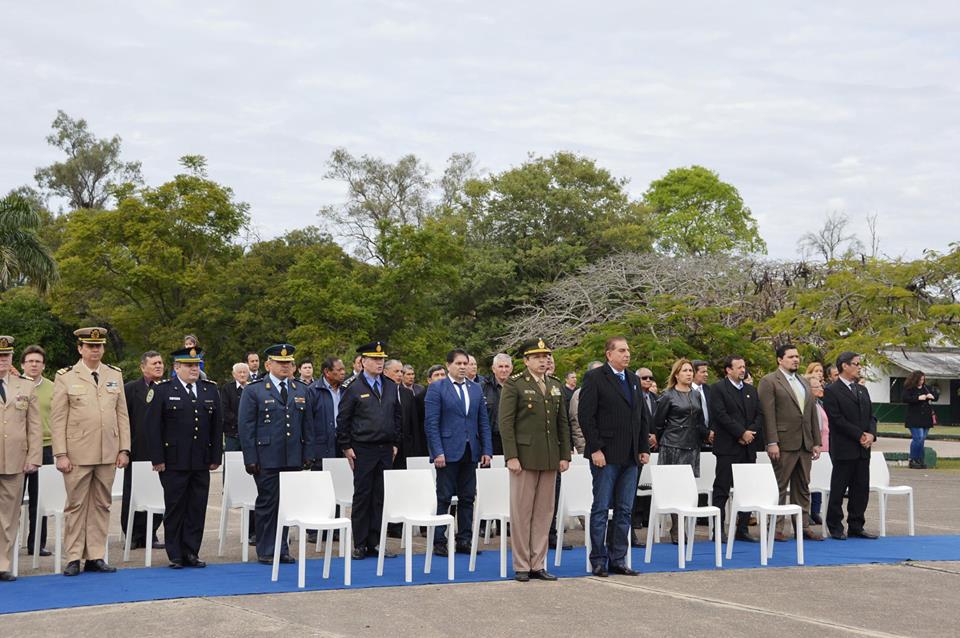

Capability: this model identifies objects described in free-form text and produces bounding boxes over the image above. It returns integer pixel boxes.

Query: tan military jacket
[499,372,571,471]
[0,374,42,473]
[51,361,131,465]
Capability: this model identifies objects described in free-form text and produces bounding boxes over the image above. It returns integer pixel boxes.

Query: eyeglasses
[639,376,654,381]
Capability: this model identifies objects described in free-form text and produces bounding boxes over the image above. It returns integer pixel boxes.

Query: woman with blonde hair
[805,362,824,382]
[653,358,709,543]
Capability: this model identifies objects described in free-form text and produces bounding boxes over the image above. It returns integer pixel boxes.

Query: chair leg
[405,523,414,583]
[767,515,776,560]
[323,524,334,579]
[759,513,768,566]
[713,513,721,567]
[553,506,564,567]
[145,513,154,567]
[879,493,887,537]
[33,510,42,569]
[685,516,695,563]
[644,509,656,564]
[499,518,507,578]
[821,491,830,538]
[54,514,63,574]
[343,525,352,586]
[725,507,737,560]
[677,514,686,569]
[271,524,283,582]
[218,497,228,557]
[706,493,714,540]
[469,519,479,573]
[447,522,455,581]
[425,526,435,574]
[908,491,915,536]
[795,512,804,565]
[376,517,389,577]
[584,515,592,574]
[241,508,249,563]
[123,503,135,562]
[298,527,307,588]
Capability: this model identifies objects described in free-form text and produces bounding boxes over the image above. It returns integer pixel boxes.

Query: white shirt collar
[727,378,744,390]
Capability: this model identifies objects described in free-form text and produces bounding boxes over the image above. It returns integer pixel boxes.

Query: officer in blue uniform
[238,343,316,564]
[145,347,223,568]
[337,341,402,560]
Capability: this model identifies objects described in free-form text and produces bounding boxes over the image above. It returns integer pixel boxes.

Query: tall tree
[643,165,766,256]
[799,211,863,261]
[0,191,58,293]
[34,110,142,210]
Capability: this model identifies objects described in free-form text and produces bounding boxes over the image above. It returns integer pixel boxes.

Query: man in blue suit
[238,343,315,564]
[424,348,492,555]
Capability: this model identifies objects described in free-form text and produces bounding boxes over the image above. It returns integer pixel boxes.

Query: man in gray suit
[757,343,823,542]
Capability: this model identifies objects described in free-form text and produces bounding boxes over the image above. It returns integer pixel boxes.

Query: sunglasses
[639,376,654,381]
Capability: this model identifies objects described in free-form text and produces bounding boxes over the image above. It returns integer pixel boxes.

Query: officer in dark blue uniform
[145,347,223,568]
[337,341,402,560]
[238,343,316,564]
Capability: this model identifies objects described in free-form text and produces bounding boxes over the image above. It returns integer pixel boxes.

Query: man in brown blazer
[0,336,42,581]
[51,327,132,576]
[757,343,823,541]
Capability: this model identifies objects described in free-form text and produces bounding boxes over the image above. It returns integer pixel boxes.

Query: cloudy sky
[2,1,957,259]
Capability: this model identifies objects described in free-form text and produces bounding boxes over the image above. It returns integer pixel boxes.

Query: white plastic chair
[317,458,354,556]
[123,461,165,567]
[487,455,505,469]
[469,468,510,577]
[111,469,124,502]
[696,454,717,540]
[644,465,722,569]
[869,454,915,537]
[218,454,258,562]
[726,464,803,566]
[553,463,593,572]
[809,453,833,538]
[271,471,351,588]
[403,455,456,537]
[377,469,454,583]
[637,453,659,539]
[32,465,67,572]
[570,454,589,466]
[12,503,27,577]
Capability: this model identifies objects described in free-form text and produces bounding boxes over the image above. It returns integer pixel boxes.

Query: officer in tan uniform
[499,338,571,582]
[0,336,42,581]
[51,327,131,576]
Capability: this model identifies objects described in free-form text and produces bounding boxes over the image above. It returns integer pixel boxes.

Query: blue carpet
[4,535,960,615]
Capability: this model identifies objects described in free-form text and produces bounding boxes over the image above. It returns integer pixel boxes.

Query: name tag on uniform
[264,399,275,404]
[15,397,28,410]
[523,389,537,394]
[168,396,181,401]
[204,399,214,404]
[360,393,370,399]
[294,396,306,404]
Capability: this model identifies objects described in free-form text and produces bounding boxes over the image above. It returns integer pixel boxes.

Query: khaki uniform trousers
[509,469,557,572]
[773,449,812,534]
[63,463,115,562]
[0,473,26,572]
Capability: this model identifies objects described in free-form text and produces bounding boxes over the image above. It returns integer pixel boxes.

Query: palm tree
[0,192,58,293]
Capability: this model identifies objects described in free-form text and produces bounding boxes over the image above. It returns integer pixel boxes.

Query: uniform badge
[281,347,288,357]
[146,388,155,403]
[15,396,28,410]
[265,383,271,390]
[550,386,562,397]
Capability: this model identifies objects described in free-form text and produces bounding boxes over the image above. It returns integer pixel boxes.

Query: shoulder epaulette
[57,367,71,376]
[247,376,265,385]
[202,378,218,386]
[157,378,170,384]
[341,376,357,390]
[18,373,33,381]
[547,374,560,382]
[510,372,524,379]
[105,363,122,372]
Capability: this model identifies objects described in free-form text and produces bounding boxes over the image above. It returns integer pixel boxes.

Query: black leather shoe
[529,569,558,581]
[257,555,274,564]
[455,542,474,555]
[368,545,397,558]
[279,554,296,564]
[630,531,644,548]
[591,565,608,577]
[37,547,52,557]
[63,560,80,576]
[548,538,573,550]
[809,512,823,525]
[848,529,878,539]
[306,532,318,544]
[153,540,166,549]
[829,530,847,540]
[168,560,184,569]
[129,539,146,550]
[514,571,530,582]
[432,544,449,557]
[84,559,116,573]
[803,530,824,541]
[184,554,206,568]
[248,536,257,546]
[0,571,16,582]
[609,564,639,576]
[735,531,759,543]
[351,547,367,560]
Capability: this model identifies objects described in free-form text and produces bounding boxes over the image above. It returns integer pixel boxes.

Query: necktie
[790,376,804,413]
[372,378,381,399]
[91,371,99,385]
[280,380,288,404]
[186,383,196,399]
[645,392,653,414]
[698,387,709,425]
[455,382,468,409]
[617,371,632,404]
[237,384,243,396]
[0,379,5,403]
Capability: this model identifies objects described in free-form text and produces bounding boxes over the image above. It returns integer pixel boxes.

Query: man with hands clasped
[499,339,570,582]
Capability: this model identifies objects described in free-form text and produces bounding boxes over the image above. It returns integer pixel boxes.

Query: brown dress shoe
[802,529,824,541]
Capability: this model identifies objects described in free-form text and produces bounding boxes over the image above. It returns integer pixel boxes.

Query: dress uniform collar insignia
[265,383,271,390]
[291,381,296,390]
[146,388,155,403]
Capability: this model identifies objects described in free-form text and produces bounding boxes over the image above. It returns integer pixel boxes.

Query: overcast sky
[2,1,957,259]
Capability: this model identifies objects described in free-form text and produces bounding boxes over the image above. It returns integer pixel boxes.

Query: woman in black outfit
[902,370,937,469]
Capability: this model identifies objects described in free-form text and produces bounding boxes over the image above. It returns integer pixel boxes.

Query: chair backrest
[405,456,436,480]
[37,465,67,516]
[869,453,890,488]
[383,469,438,519]
[696,453,717,490]
[223,450,244,466]
[756,453,772,464]
[223,456,258,506]
[558,463,593,515]
[131,461,165,509]
[649,464,698,509]
[475,468,510,518]
[322,457,355,503]
[730,463,780,508]
[570,454,589,466]
[278,471,337,521]
[487,455,506,469]
[111,468,124,500]
[810,452,833,490]
[638,452,659,486]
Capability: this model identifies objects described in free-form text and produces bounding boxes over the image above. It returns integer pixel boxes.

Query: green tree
[0,191,58,293]
[643,165,766,256]
[0,287,76,371]
[34,110,142,210]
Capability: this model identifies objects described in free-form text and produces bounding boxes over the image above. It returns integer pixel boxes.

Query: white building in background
[863,348,960,425]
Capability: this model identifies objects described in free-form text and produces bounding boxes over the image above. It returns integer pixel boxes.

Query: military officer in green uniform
[499,338,571,582]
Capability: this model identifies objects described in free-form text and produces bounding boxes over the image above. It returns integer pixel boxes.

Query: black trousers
[159,469,210,561]
[827,456,870,534]
[122,461,163,544]
[254,466,298,559]
[712,448,757,534]
[25,445,54,550]
[351,443,393,549]
[435,447,476,546]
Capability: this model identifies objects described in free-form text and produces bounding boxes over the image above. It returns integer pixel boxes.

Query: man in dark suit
[245,352,261,381]
[481,353,514,456]
[577,336,650,577]
[220,362,250,453]
[401,364,425,398]
[145,347,223,568]
[757,344,823,541]
[822,351,878,540]
[238,344,315,564]
[383,359,420,471]
[121,351,165,549]
[424,348,492,555]
[337,341,402,560]
[709,355,763,542]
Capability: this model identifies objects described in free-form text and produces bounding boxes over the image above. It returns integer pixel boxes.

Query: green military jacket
[499,372,571,471]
